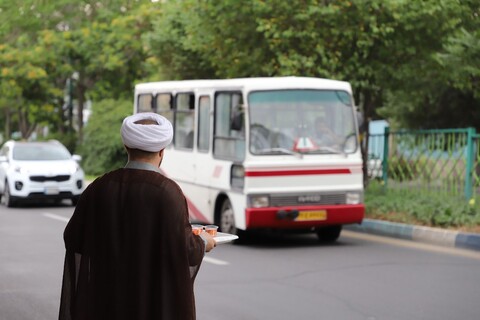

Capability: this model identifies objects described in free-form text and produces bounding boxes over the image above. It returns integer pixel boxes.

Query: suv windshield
[13,144,72,161]
[248,90,357,155]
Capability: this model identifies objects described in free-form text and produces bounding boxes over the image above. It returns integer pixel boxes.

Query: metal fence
[367,127,480,202]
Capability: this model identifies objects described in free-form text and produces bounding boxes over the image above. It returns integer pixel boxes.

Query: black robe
[59,167,205,320]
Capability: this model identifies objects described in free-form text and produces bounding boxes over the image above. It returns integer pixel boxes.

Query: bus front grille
[270,192,346,206]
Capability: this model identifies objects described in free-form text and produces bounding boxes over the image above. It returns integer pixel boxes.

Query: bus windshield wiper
[305,146,346,156]
[257,148,303,158]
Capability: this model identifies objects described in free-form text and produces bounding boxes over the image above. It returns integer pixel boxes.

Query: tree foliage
[0,1,160,147]
[1,0,480,173]
[146,0,476,184]
[0,40,62,139]
[80,98,132,175]
[378,2,480,129]
[147,0,468,120]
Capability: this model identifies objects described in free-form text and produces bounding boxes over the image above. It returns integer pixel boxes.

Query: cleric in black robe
[59,113,216,320]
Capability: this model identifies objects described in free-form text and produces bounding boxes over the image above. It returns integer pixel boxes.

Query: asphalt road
[1,203,480,320]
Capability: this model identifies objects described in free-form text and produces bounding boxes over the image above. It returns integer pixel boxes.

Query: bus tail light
[231,164,245,189]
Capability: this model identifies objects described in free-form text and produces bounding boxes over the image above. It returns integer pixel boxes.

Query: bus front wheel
[219,199,237,235]
[316,225,342,243]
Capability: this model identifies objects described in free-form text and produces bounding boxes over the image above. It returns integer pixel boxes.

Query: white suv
[0,140,85,207]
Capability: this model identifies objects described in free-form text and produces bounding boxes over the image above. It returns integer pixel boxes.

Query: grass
[365,180,480,234]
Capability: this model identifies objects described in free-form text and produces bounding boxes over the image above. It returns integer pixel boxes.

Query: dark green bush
[45,131,78,154]
[79,99,132,176]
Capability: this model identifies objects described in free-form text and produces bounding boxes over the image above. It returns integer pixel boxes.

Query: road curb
[345,219,480,252]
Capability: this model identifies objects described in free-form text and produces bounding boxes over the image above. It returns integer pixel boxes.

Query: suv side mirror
[0,156,8,163]
[72,154,82,163]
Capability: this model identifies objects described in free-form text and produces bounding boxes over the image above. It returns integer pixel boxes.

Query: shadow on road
[231,230,348,249]
[1,199,74,209]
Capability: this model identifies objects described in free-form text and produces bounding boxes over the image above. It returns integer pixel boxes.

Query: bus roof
[134,76,352,94]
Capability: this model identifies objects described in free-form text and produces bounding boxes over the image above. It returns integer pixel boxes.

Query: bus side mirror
[231,108,244,131]
[343,133,358,153]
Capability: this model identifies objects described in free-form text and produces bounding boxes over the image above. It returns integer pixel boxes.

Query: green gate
[368,127,480,202]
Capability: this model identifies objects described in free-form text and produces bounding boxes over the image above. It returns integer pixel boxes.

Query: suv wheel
[4,181,17,208]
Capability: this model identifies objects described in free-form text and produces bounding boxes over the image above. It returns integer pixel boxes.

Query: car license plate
[296,210,327,221]
[45,187,59,195]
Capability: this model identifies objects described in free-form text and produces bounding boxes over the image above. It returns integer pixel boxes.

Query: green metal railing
[367,127,480,202]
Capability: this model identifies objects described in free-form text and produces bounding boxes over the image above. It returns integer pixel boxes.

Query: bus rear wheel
[316,225,342,243]
[219,199,237,235]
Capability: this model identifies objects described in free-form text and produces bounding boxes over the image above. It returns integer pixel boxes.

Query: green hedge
[365,180,480,231]
[80,99,133,176]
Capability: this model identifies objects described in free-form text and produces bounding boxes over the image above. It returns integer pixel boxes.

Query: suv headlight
[14,166,27,174]
[72,163,81,173]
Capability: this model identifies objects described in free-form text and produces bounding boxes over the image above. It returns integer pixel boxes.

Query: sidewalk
[345,219,480,252]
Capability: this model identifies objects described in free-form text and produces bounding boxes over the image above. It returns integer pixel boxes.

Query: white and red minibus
[134,77,364,242]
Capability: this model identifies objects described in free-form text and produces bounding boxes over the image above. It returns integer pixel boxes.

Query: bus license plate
[296,210,327,221]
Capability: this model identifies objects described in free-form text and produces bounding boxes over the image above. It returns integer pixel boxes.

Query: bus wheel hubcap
[221,203,235,234]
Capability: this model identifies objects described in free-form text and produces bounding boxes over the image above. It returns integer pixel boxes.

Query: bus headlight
[346,192,362,204]
[231,164,245,189]
[249,195,270,208]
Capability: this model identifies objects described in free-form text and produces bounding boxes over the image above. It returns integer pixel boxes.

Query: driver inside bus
[314,116,341,147]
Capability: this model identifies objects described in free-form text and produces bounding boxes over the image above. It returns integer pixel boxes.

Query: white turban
[121,113,173,152]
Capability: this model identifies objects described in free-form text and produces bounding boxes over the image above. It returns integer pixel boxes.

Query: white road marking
[203,256,230,266]
[342,230,480,260]
[43,213,70,223]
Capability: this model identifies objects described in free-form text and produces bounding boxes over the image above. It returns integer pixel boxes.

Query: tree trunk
[360,90,373,188]
[17,105,37,140]
[17,107,28,139]
[75,79,85,143]
[4,107,11,140]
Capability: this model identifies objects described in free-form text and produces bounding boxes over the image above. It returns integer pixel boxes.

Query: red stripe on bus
[159,168,210,223]
[186,197,210,223]
[245,169,351,177]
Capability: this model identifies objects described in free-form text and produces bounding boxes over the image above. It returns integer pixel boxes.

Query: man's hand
[200,231,217,252]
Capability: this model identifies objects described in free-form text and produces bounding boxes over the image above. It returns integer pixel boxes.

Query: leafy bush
[79,99,132,176]
[47,131,78,154]
[365,180,480,232]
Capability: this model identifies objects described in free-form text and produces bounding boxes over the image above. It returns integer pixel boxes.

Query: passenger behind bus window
[185,130,194,149]
[314,116,341,147]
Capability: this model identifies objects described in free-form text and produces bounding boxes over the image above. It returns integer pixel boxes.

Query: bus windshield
[248,90,357,155]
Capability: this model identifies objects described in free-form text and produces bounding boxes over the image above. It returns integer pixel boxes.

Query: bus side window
[175,92,195,150]
[213,92,245,160]
[155,93,173,124]
[154,93,174,148]
[137,94,153,113]
[198,96,211,152]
